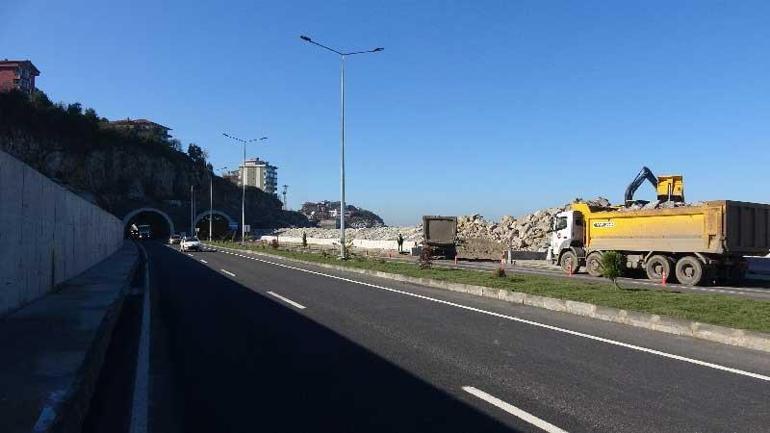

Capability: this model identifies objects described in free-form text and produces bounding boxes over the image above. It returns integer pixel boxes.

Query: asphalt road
[144,241,770,433]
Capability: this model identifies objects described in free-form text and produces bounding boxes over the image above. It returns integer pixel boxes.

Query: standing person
[397,233,404,253]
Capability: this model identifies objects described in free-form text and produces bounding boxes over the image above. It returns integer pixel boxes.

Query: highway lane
[148,242,770,432]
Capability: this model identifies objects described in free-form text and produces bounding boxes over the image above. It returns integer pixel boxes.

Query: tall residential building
[0,59,40,95]
[239,158,278,194]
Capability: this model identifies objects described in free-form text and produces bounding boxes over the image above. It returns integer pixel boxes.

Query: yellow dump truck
[548,201,770,286]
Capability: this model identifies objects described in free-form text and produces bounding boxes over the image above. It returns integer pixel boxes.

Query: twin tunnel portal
[123,207,237,240]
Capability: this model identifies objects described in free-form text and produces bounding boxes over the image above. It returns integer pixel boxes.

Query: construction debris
[270,196,705,259]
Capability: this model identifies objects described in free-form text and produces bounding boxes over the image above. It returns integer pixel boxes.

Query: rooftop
[0,59,40,75]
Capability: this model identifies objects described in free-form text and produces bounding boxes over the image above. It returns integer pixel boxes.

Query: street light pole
[223,134,267,244]
[300,35,383,259]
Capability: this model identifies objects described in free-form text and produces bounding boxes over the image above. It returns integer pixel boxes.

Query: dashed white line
[200,259,208,264]
[267,291,307,310]
[220,269,236,277]
[463,386,568,433]
[187,253,194,257]
[212,245,770,383]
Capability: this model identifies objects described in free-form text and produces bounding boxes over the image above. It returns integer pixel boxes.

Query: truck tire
[675,256,704,286]
[586,252,603,277]
[559,251,578,274]
[645,255,673,282]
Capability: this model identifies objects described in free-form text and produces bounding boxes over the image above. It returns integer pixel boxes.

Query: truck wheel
[559,251,578,274]
[645,255,673,282]
[675,256,704,286]
[586,252,603,277]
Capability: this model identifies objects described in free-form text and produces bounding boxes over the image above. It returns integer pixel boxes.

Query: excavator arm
[625,166,658,207]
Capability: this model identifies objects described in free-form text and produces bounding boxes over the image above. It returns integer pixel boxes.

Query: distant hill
[0,90,310,228]
[300,200,385,228]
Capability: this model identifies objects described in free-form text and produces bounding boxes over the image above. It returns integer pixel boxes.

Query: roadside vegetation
[209,241,770,333]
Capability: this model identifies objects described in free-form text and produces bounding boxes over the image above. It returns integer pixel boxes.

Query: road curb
[211,244,770,353]
[48,242,141,433]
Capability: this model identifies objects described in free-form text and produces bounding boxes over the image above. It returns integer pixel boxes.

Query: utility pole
[223,134,267,244]
[282,184,288,210]
[209,166,227,242]
[189,185,194,236]
[300,35,383,259]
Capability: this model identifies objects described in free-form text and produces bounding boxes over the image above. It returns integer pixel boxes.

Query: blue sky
[3,1,770,225]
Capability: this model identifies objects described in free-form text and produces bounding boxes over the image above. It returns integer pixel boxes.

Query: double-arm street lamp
[299,35,383,259]
[222,133,268,243]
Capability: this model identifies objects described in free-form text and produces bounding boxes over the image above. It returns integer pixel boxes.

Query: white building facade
[239,158,278,194]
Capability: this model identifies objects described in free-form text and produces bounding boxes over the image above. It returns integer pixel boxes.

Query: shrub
[302,232,308,248]
[495,267,507,278]
[600,251,624,289]
[270,238,279,249]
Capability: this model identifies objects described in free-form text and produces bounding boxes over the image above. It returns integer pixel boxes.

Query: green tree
[187,143,207,165]
[600,251,624,289]
[66,102,82,116]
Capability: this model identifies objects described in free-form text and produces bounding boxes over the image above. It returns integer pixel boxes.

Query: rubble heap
[456,206,565,252]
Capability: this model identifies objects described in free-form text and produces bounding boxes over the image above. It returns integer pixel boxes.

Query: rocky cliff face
[0,90,309,228]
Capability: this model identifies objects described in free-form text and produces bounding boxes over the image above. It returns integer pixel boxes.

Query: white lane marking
[463,386,568,433]
[213,246,770,383]
[267,291,307,310]
[187,253,194,257]
[200,259,208,264]
[221,269,236,277]
[130,243,151,433]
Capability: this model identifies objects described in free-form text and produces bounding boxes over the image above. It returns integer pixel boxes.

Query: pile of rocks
[456,205,565,254]
[618,200,703,212]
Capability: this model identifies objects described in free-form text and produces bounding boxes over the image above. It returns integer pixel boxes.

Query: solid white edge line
[212,245,770,383]
[200,259,208,264]
[130,243,151,433]
[463,386,568,433]
[267,291,307,310]
[221,269,236,277]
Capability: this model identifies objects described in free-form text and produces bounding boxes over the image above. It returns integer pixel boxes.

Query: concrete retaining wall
[0,151,123,316]
[260,235,419,251]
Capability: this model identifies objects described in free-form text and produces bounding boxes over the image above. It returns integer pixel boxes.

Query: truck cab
[548,209,585,273]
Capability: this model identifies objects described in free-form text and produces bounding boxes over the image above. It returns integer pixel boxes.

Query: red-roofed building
[0,59,40,94]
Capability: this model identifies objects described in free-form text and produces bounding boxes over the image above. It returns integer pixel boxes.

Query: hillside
[0,90,310,228]
[300,200,386,228]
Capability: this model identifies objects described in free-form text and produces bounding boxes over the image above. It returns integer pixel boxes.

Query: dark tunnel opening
[125,211,172,239]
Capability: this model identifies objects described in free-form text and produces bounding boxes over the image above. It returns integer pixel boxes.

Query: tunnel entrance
[195,212,235,240]
[123,209,173,240]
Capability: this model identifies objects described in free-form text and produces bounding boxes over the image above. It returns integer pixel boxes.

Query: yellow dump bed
[573,201,770,256]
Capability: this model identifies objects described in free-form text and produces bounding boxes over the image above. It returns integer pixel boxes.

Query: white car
[168,234,181,245]
[180,236,201,252]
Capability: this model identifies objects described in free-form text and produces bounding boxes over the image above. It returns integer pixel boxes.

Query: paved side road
[147,242,770,433]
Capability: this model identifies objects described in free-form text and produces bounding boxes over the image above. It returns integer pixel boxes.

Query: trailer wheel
[645,255,673,282]
[586,252,603,277]
[675,256,704,286]
[559,251,578,274]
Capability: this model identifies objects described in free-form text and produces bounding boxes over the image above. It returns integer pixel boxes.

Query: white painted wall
[0,151,124,316]
[260,235,420,251]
